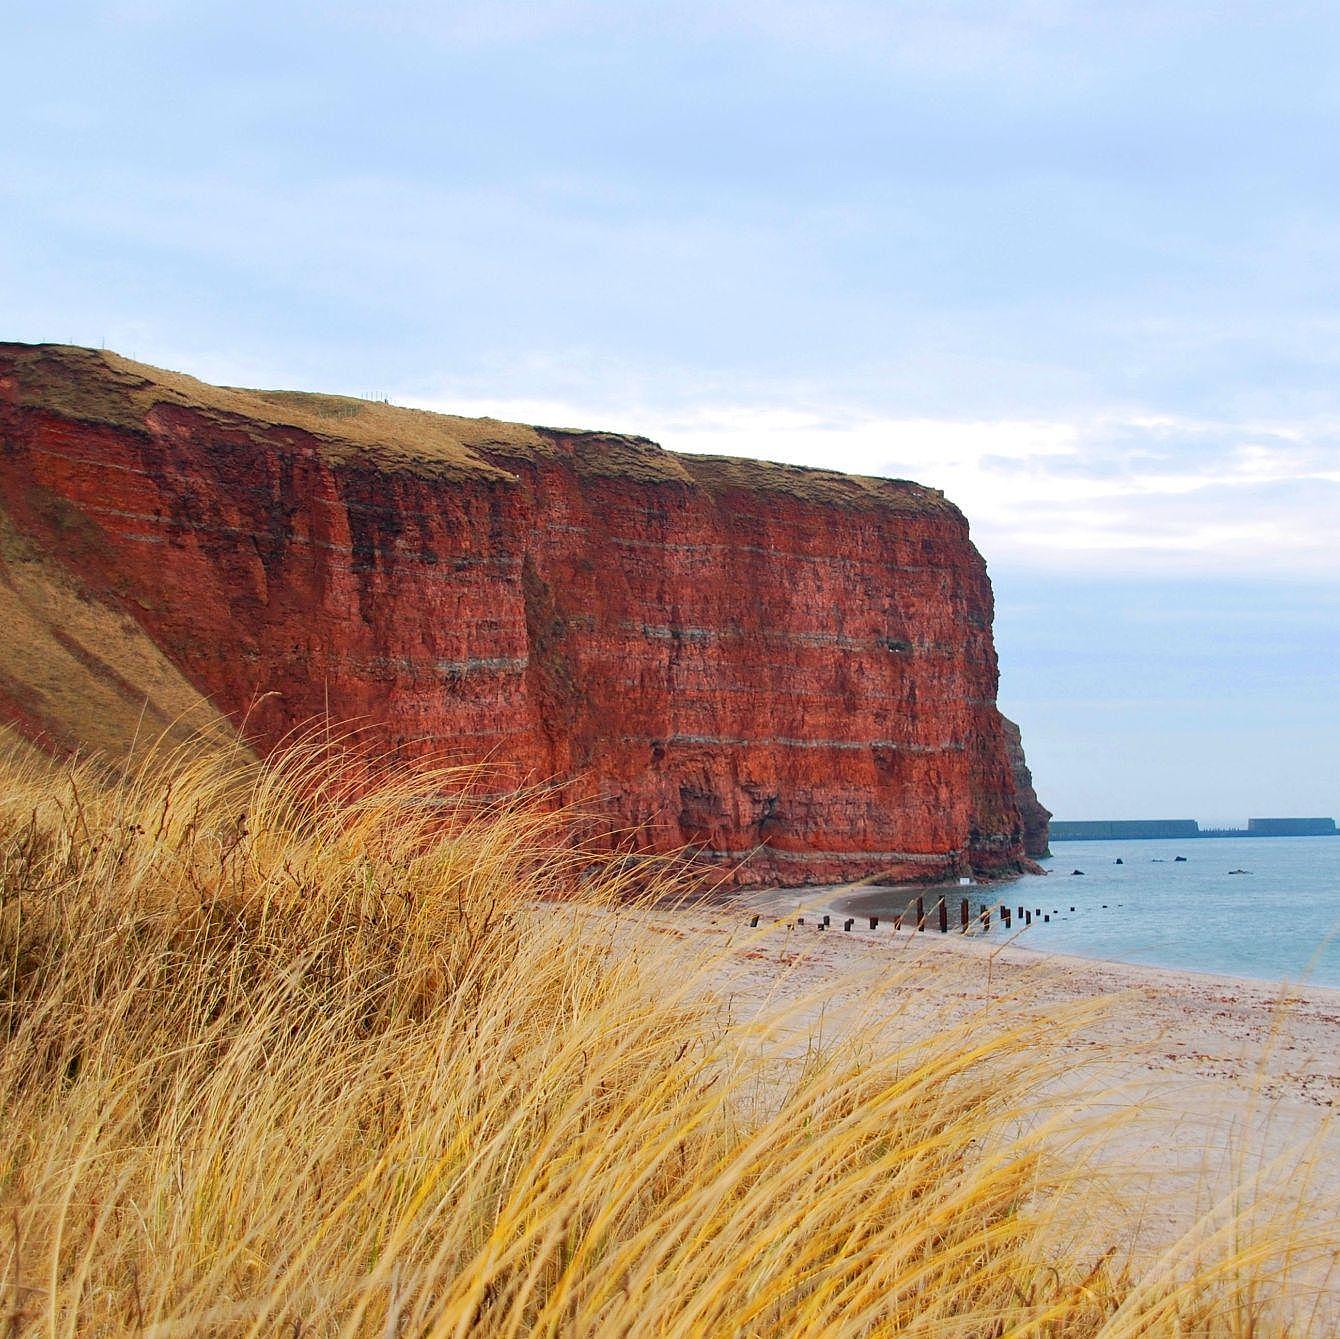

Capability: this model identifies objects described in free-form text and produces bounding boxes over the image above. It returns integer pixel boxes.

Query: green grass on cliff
[0,735,1332,1336]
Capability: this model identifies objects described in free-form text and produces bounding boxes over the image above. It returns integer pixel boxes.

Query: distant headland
[1050,817,1337,841]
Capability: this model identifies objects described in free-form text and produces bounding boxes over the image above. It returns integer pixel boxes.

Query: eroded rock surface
[0,343,1047,885]
[1001,715,1051,858]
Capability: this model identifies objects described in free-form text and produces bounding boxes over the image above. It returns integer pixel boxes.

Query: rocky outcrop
[1001,716,1051,858]
[0,343,1045,886]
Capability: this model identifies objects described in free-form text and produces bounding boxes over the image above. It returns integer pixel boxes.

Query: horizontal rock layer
[0,343,1046,885]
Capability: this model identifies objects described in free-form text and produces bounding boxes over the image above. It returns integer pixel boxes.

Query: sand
[639,882,1339,1274]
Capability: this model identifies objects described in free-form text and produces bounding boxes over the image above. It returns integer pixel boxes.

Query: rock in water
[0,342,1046,888]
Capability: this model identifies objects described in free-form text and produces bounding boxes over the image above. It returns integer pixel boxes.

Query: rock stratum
[0,343,1048,885]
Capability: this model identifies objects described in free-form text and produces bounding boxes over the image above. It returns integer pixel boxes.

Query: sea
[847,837,1340,989]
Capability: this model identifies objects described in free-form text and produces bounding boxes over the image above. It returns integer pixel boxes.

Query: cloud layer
[5,2,1338,812]
[420,395,1340,578]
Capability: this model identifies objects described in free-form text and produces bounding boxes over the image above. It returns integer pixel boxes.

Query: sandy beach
[641,882,1340,1270]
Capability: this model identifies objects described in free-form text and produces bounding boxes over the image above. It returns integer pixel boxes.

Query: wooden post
[938,898,948,933]
[750,914,760,928]
[797,916,805,925]
[1002,906,1011,928]
[1043,913,1050,922]
[980,905,990,930]
[843,918,853,932]
[916,896,925,931]
[822,914,830,927]
[869,916,879,930]
[1017,906,1024,919]
[1025,909,1032,925]
[960,898,970,931]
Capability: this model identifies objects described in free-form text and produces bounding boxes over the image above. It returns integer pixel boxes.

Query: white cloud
[411,393,1340,579]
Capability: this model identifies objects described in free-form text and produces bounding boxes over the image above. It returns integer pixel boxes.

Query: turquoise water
[852,837,1340,987]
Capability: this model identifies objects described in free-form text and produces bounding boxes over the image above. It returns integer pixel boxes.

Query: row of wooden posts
[746,896,1077,934]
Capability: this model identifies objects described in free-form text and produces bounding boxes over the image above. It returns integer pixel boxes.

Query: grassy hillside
[0,506,241,761]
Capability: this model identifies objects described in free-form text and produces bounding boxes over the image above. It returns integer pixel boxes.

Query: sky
[3,1,1338,822]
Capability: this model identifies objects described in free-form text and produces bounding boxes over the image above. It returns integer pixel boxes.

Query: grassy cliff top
[2,343,952,512]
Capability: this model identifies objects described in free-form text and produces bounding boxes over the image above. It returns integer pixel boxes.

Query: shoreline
[735,881,1340,997]
[637,888,1340,1271]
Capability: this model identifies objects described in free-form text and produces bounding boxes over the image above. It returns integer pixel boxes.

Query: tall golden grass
[0,736,1332,1335]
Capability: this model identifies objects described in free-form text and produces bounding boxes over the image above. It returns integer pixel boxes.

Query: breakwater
[1051,817,1336,841]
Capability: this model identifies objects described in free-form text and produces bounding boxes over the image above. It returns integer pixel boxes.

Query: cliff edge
[0,343,1046,885]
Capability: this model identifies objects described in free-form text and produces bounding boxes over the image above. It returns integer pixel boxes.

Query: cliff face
[1001,716,1052,858]
[0,343,1044,885]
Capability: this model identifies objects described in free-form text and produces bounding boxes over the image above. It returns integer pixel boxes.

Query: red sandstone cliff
[0,343,1046,885]
[1001,716,1051,859]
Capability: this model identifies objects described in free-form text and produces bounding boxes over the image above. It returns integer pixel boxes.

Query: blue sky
[4,1,1338,821]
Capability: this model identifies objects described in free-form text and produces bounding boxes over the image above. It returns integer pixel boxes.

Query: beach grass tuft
[0,735,1332,1335]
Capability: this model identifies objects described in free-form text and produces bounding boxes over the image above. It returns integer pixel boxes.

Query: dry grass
[3,343,536,483]
[0,506,239,761]
[0,737,1333,1336]
[2,343,955,508]
[678,451,953,514]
